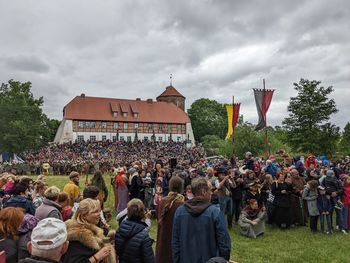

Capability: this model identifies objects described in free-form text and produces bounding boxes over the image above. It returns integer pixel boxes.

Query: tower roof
[157,85,185,99]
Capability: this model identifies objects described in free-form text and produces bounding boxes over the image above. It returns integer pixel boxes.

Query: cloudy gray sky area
[0,0,349,128]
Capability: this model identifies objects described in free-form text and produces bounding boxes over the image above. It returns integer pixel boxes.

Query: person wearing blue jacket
[317,186,332,234]
[3,182,35,215]
[172,177,231,263]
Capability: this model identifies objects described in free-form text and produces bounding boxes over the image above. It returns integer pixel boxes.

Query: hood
[19,213,39,233]
[7,195,28,204]
[184,197,211,217]
[42,198,62,210]
[118,219,147,239]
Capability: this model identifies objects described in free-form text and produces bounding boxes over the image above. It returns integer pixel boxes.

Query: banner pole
[263,79,269,158]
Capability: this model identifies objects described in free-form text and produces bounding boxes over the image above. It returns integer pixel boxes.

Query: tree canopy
[282,78,339,155]
[188,98,227,142]
[0,80,60,154]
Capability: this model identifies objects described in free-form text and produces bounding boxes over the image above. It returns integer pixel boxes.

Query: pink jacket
[342,184,350,205]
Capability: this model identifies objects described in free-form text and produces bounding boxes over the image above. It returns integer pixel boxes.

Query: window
[77,135,84,142]
[147,123,153,130]
[168,124,172,132]
[90,135,96,142]
[127,136,132,142]
[144,136,148,141]
[123,123,128,129]
[159,124,164,131]
[101,122,107,128]
[177,136,181,142]
[113,122,118,129]
[112,136,117,142]
[134,123,139,129]
[158,137,163,142]
[78,121,84,128]
[120,136,125,141]
[85,122,96,128]
[133,113,138,118]
[113,112,118,117]
[122,112,128,117]
[102,135,107,141]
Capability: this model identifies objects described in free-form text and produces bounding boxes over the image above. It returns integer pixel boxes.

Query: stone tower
[156,85,185,111]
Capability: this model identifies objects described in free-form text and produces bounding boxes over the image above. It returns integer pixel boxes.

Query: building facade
[54,86,195,145]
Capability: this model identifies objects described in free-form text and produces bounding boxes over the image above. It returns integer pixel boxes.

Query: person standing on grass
[302,180,319,233]
[172,177,231,263]
[89,170,108,208]
[63,171,80,206]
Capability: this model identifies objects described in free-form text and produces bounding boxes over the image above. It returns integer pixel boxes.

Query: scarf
[158,191,184,224]
[243,205,260,219]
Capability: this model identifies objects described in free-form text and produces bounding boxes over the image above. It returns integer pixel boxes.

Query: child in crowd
[185,185,194,200]
[317,185,332,234]
[302,180,319,233]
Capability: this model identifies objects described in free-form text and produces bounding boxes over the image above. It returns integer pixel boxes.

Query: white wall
[54,119,73,144]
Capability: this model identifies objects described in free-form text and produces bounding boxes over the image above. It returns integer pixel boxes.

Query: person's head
[73,198,101,225]
[57,192,69,207]
[0,207,24,239]
[127,198,145,221]
[307,180,318,190]
[28,218,68,262]
[34,181,47,196]
[36,175,47,184]
[169,176,184,194]
[44,186,60,202]
[11,181,29,196]
[246,170,255,179]
[264,174,273,184]
[191,177,212,201]
[83,186,100,199]
[20,177,34,188]
[326,170,335,178]
[206,167,214,177]
[309,163,315,170]
[276,171,285,181]
[248,199,259,210]
[69,171,80,185]
[318,185,326,195]
[216,167,226,180]
[343,175,350,185]
[290,169,299,178]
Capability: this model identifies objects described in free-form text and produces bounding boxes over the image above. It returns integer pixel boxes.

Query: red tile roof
[157,86,185,99]
[63,95,190,123]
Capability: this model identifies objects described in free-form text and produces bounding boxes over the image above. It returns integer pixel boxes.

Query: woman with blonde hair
[0,207,24,263]
[35,186,62,220]
[64,198,115,263]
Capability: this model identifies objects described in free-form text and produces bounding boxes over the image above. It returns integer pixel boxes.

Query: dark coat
[172,198,231,263]
[156,197,183,263]
[19,255,62,263]
[0,235,18,263]
[115,219,155,263]
[271,182,292,208]
[129,175,144,200]
[317,194,332,213]
[3,195,36,215]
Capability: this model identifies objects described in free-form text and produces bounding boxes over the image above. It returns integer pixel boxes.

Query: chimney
[146,99,153,103]
[81,93,85,98]
[136,98,141,101]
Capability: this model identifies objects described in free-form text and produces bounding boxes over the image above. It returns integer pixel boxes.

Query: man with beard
[63,171,80,206]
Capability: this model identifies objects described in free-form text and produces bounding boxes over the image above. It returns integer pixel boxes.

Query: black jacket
[115,219,155,263]
[19,255,61,263]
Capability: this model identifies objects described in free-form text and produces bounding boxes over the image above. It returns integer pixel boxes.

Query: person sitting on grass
[238,199,266,238]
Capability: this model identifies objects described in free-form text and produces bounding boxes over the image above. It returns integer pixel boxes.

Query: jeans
[218,196,232,228]
[330,196,345,230]
[319,214,332,233]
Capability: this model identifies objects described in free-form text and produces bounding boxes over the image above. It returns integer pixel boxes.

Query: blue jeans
[330,196,344,230]
[218,196,232,216]
[319,213,332,233]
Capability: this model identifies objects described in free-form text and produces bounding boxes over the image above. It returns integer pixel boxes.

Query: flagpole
[263,79,269,158]
[232,96,234,143]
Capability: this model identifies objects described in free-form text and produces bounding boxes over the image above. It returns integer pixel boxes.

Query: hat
[31,218,67,250]
[69,171,79,179]
[215,167,227,175]
[318,185,325,191]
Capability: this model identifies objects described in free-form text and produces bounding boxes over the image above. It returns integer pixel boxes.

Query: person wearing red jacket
[341,175,350,231]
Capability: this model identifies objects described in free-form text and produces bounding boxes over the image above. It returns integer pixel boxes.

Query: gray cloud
[0,0,349,129]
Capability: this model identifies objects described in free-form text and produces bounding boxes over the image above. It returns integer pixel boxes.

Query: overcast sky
[0,0,349,128]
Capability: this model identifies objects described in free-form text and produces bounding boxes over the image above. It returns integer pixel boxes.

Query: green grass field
[29,175,350,263]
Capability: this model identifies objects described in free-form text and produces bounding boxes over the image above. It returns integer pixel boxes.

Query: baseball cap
[31,218,67,249]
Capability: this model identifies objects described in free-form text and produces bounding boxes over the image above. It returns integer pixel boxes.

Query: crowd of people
[0,140,350,262]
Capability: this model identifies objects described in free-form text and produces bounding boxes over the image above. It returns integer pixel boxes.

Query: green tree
[282,79,339,154]
[0,80,59,153]
[188,98,227,142]
[339,122,350,155]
